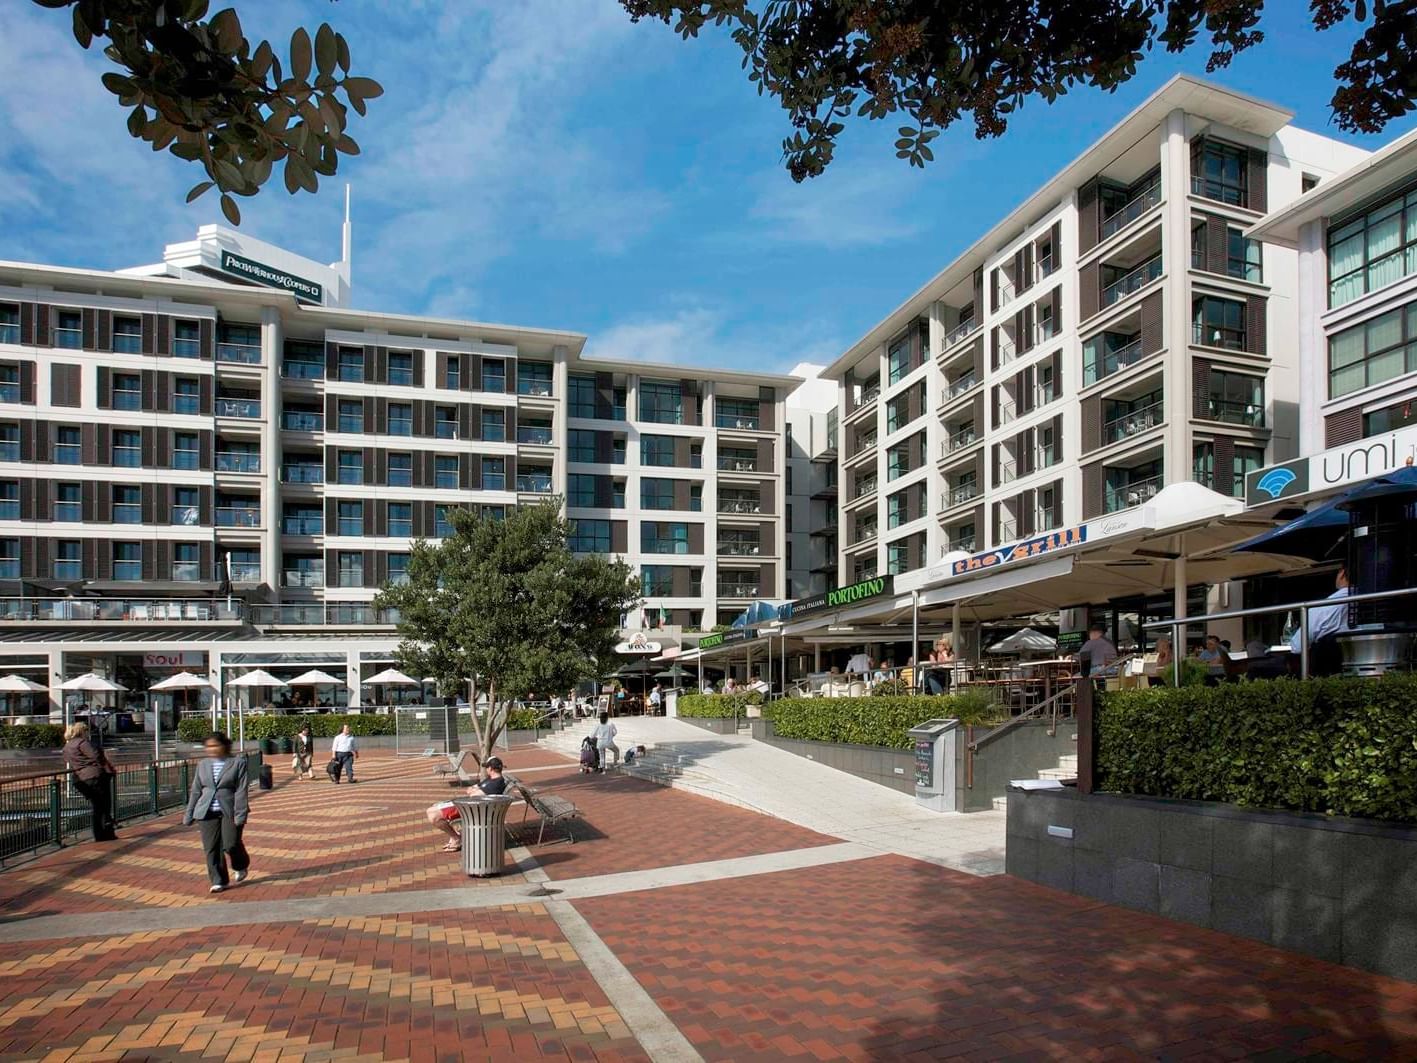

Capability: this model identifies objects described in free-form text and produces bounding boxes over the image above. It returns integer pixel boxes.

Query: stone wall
[959,719,1074,812]
[750,719,915,794]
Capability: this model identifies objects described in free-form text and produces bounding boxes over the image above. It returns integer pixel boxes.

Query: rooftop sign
[1246,425,1417,507]
[220,250,323,303]
[787,574,895,620]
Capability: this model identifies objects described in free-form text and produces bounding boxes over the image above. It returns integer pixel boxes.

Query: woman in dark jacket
[293,724,315,780]
[182,732,251,893]
[62,722,117,841]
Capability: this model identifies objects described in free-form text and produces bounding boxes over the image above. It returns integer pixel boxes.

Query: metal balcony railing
[718,498,762,514]
[1206,398,1266,427]
[854,522,877,544]
[1082,336,1145,387]
[853,432,877,455]
[216,341,261,364]
[516,427,553,445]
[1193,323,1247,351]
[1103,400,1163,443]
[717,584,759,598]
[947,372,978,399]
[215,397,260,418]
[249,604,400,626]
[215,452,261,473]
[1105,474,1164,513]
[997,276,1016,305]
[859,383,880,406]
[1100,182,1162,240]
[281,465,323,484]
[516,475,553,493]
[946,535,976,554]
[997,336,1017,366]
[946,482,979,507]
[853,477,877,499]
[943,318,978,348]
[281,360,323,379]
[0,323,20,344]
[1037,255,1058,280]
[717,541,761,556]
[1101,255,1163,307]
[0,597,244,623]
[281,411,323,431]
[1191,176,1247,208]
[229,563,261,581]
[281,516,323,535]
[717,456,758,472]
[518,380,553,397]
[215,507,260,528]
[283,569,325,588]
[716,412,760,430]
[946,427,977,455]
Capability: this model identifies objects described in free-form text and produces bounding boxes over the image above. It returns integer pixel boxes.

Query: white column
[48,648,63,722]
[1160,107,1193,485]
[552,344,569,505]
[346,649,361,709]
[261,305,283,592]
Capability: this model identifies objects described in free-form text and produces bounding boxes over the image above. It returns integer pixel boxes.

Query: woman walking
[61,722,117,841]
[293,724,315,780]
[182,732,251,893]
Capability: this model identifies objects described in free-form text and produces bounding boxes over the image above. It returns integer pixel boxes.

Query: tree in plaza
[373,502,640,770]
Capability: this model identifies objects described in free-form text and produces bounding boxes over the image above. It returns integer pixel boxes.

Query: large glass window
[1329,302,1417,398]
[388,452,413,487]
[1193,443,1215,490]
[388,351,413,386]
[336,551,363,587]
[0,365,18,404]
[0,480,14,520]
[434,505,455,537]
[55,482,81,522]
[387,553,410,586]
[445,358,460,390]
[1232,445,1265,498]
[113,429,140,468]
[54,425,81,465]
[113,484,141,524]
[337,348,364,382]
[640,435,676,467]
[338,399,363,433]
[112,372,141,411]
[388,502,412,536]
[887,335,911,385]
[173,486,200,526]
[174,377,200,414]
[435,456,458,489]
[640,478,675,510]
[641,522,690,554]
[1328,185,1417,307]
[0,304,20,344]
[337,500,363,536]
[173,320,201,358]
[112,316,142,354]
[481,359,506,393]
[638,381,682,424]
[173,543,200,582]
[388,402,412,436]
[0,425,16,462]
[0,538,18,579]
[715,398,758,430]
[482,456,505,491]
[518,362,552,397]
[216,323,261,363]
[1193,139,1247,206]
[641,565,673,597]
[569,374,596,417]
[173,432,199,470]
[434,406,457,439]
[568,429,597,463]
[113,542,142,581]
[54,540,81,581]
[337,449,363,485]
[569,519,611,554]
[1206,371,1265,426]
[1192,296,1246,351]
[54,310,82,349]
[1227,229,1263,282]
[481,408,505,441]
[1363,398,1417,437]
[567,473,597,507]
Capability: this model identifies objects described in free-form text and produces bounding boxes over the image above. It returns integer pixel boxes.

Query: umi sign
[1245,425,1417,507]
[788,575,895,619]
[220,250,323,303]
[951,526,1086,576]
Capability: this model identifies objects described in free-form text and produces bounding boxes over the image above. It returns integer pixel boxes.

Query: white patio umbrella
[0,674,45,693]
[59,673,127,735]
[288,669,345,710]
[148,672,215,758]
[225,669,288,748]
[363,666,418,708]
[987,627,1059,655]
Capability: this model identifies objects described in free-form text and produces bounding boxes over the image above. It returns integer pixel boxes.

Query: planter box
[678,717,739,735]
[753,719,914,794]
[1006,786,1417,983]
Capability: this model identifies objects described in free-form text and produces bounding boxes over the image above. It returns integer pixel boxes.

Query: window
[113,542,142,581]
[641,522,690,554]
[518,361,552,396]
[886,394,907,433]
[888,335,911,385]
[54,540,81,581]
[112,372,141,411]
[174,377,200,414]
[786,503,793,532]
[337,500,363,536]
[0,365,18,403]
[569,374,596,417]
[641,435,676,467]
[434,505,454,538]
[337,348,364,382]
[567,473,597,507]
[388,351,413,386]
[1207,371,1265,426]
[481,408,505,441]
[1232,445,1265,498]
[388,502,412,536]
[886,439,917,481]
[1192,296,1246,351]
[641,478,675,510]
[0,304,19,344]
[435,455,458,489]
[517,463,552,492]
[55,483,81,522]
[569,429,597,463]
[715,398,758,430]
[113,484,141,524]
[0,425,15,462]
[481,359,506,393]
[1330,302,1417,399]
[0,538,18,579]
[112,316,142,354]
[445,358,461,390]
[173,543,200,582]
[113,429,140,467]
[387,452,413,487]
[1193,139,1247,206]
[639,381,682,424]
[338,399,363,433]
[217,323,261,363]
[173,319,201,358]
[482,456,505,491]
[55,309,82,349]
[336,551,364,587]
[887,539,911,576]
[386,402,412,436]
[173,432,199,470]
[1363,399,1417,437]
[434,406,457,439]
[0,481,15,519]
[337,449,363,485]
[1227,230,1263,282]
[173,486,199,525]
[54,425,81,465]
[690,484,702,512]
[1328,185,1417,307]
[482,504,505,521]
[569,519,611,554]
[641,565,673,597]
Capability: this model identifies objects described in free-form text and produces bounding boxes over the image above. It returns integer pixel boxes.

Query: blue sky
[1,2,1412,372]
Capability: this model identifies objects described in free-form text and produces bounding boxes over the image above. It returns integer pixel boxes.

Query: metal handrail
[943,318,978,348]
[1101,255,1163,307]
[969,683,1078,752]
[1100,182,1162,239]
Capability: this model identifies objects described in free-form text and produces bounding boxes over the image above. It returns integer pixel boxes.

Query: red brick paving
[576,853,1417,1061]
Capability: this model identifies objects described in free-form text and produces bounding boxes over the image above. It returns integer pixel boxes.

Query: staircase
[535,719,739,797]
[990,746,1077,812]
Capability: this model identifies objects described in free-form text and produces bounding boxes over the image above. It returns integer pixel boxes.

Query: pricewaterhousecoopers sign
[220,250,323,303]
[786,575,895,620]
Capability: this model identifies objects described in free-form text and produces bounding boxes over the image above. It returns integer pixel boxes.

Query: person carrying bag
[61,722,117,841]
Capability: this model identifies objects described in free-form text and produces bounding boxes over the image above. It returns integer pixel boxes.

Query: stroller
[579,736,599,774]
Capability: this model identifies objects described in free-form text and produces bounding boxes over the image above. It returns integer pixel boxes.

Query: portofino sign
[697,628,758,650]
[220,250,324,303]
[787,574,895,619]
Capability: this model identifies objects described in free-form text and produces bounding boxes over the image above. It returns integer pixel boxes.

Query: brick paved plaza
[2,750,1416,1061]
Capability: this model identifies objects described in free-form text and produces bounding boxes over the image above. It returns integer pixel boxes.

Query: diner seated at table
[922,638,955,695]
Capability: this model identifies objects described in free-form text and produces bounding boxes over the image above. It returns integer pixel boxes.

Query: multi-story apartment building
[0,226,793,718]
[1247,128,1417,461]
[783,363,839,600]
[827,75,1369,587]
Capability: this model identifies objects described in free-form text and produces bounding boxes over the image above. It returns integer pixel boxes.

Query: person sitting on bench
[426,756,507,853]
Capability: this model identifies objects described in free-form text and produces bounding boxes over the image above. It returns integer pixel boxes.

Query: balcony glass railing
[0,323,21,345]
[947,536,976,554]
[281,360,323,379]
[717,584,759,599]
[171,505,200,526]
[717,456,758,472]
[249,604,400,626]
[1191,176,1246,208]
[715,412,760,430]
[1105,474,1164,513]
[946,483,979,507]
[1193,323,1246,351]
[1103,400,1163,443]
[1034,383,1058,408]
[215,397,260,418]
[1083,336,1144,387]
[718,540,761,556]
[853,433,877,456]
[281,465,323,484]
[997,277,1016,305]
[947,372,977,398]
[853,477,877,499]
[518,379,553,397]
[281,516,323,535]
[216,341,262,364]
[859,384,880,406]
[282,569,325,588]
[173,337,201,358]
[215,452,261,473]
[1101,255,1163,307]
[998,459,1019,485]
[516,426,553,445]
[281,411,323,431]
[1037,255,1058,280]
[229,563,261,581]
[854,522,877,544]
[718,498,762,514]
[516,474,553,493]
[1100,182,1162,240]
[943,318,978,348]
[435,421,458,440]
[946,427,977,454]
[1206,398,1265,427]
[997,336,1017,365]
[0,598,244,622]
[215,507,260,527]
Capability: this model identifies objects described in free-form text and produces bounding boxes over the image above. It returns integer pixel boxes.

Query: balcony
[516,474,553,493]
[518,379,553,398]
[1191,175,1246,208]
[281,360,323,380]
[853,477,877,500]
[171,505,200,526]
[281,465,323,484]
[248,604,399,627]
[719,497,762,515]
[435,421,458,440]
[283,568,325,588]
[997,276,1016,306]
[997,336,1017,366]
[215,397,261,419]
[944,427,977,456]
[859,383,880,406]
[1037,255,1058,281]
[717,456,758,472]
[946,534,976,554]
[946,373,978,403]
[281,515,323,535]
[215,507,260,528]
[215,452,261,474]
[1083,336,1144,387]
[0,597,244,623]
[1101,255,1162,308]
[1104,400,1163,444]
[1100,182,1162,241]
[717,583,759,599]
[945,482,979,507]
[516,426,553,445]
[0,323,20,345]
[281,411,323,431]
[718,540,762,556]
[1105,474,1163,513]
[854,521,877,544]
[852,431,877,456]
[715,412,760,430]
[943,318,978,349]
[229,562,261,581]
[216,341,261,364]
[1206,398,1265,427]
[1193,323,1246,351]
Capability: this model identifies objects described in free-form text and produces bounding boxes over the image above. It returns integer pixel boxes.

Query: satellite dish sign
[614,632,662,655]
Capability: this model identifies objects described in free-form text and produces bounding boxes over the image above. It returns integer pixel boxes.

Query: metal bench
[507,779,582,845]
[433,750,470,779]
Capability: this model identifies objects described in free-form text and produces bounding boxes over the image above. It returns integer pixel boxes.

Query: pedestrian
[426,756,508,852]
[331,723,358,783]
[61,722,117,841]
[648,683,663,715]
[1076,624,1118,677]
[293,723,315,780]
[592,712,619,770]
[182,732,251,893]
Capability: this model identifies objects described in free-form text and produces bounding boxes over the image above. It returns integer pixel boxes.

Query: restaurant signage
[614,632,662,655]
[143,651,205,669]
[786,574,895,619]
[220,250,324,302]
[950,526,1087,576]
[1245,425,1417,507]
[697,628,758,651]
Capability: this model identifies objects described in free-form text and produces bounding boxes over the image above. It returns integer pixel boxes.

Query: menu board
[914,739,934,789]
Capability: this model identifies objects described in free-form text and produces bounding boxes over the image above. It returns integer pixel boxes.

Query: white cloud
[584,305,842,375]
[745,161,928,248]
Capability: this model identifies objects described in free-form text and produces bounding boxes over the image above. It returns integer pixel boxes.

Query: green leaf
[290,26,312,83]
[219,193,241,226]
[186,180,215,203]
[343,77,384,102]
[315,23,338,77]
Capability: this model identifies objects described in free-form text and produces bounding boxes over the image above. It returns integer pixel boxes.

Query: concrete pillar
[1160,107,1193,486]
[260,305,283,593]
[48,648,63,722]
[346,649,361,708]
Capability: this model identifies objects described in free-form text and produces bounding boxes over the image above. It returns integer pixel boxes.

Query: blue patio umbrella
[1234,466,1417,561]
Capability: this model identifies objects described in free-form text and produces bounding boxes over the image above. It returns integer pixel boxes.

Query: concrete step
[1037,768,1077,781]
[992,796,1008,812]
[1057,754,1078,770]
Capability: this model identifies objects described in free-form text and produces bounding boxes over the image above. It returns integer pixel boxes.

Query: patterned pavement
[2,748,1416,1060]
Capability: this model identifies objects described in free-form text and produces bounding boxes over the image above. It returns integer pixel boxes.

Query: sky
[1,1,1413,374]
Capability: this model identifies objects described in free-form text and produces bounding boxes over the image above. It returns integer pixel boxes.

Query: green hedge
[176,713,399,743]
[676,692,764,718]
[0,723,65,749]
[1097,673,1417,822]
[770,693,1007,750]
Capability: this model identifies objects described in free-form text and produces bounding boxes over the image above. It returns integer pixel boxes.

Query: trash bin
[906,718,959,812]
[258,763,274,790]
[452,795,516,876]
